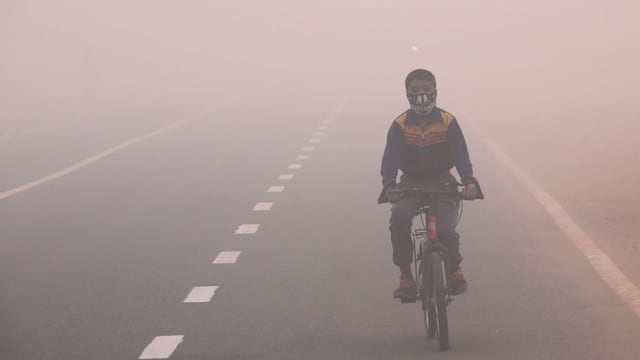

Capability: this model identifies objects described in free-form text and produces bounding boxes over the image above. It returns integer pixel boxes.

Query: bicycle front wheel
[430,251,449,350]
[421,256,437,339]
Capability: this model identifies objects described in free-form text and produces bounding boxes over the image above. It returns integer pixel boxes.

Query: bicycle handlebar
[383,183,485,203]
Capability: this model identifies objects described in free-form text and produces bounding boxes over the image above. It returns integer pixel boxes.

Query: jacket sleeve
[447,118,474,185]
[381,122,403,187]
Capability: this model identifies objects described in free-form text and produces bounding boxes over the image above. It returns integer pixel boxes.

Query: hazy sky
[3,0,640,117]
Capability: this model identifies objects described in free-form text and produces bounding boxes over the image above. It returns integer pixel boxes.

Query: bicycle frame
[389,183,483,350]
[412,204,454,305]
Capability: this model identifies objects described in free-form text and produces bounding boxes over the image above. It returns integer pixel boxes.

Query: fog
[4,2,640,357]
[2,1,640,256]
[5,1,640,111]
[2,1,422,120]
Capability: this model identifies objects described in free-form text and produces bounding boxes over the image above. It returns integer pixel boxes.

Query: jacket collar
[405,107,443,125]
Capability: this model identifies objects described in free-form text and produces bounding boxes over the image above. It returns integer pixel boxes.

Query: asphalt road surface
[2,90,640,359]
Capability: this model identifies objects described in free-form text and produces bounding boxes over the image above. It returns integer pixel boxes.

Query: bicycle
[387,183,484,350]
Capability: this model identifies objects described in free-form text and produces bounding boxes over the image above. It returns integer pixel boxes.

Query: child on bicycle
[379,68,481,300]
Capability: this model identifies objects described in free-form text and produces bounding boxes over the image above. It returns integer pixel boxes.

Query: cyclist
[379,68,481,300]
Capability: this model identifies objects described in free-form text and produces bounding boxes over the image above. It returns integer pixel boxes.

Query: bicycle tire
[430,251,449,350]
[424,302,437,339]
[420,256,437,339]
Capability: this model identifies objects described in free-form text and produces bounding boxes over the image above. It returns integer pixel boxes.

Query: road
[1,89,640,359]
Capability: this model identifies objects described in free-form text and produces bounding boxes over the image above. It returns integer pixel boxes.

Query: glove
[461,183,477,200]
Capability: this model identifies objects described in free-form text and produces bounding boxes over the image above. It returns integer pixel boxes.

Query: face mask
[407,91,437,115]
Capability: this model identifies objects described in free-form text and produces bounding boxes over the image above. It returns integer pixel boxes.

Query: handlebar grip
[472,178,485,200]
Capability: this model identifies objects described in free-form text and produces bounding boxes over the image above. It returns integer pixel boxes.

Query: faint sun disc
[411,45,418,52]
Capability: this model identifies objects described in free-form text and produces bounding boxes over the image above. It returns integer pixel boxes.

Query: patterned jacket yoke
[380,108,473,186]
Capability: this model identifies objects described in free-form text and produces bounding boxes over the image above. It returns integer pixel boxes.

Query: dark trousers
[389,173,463,270]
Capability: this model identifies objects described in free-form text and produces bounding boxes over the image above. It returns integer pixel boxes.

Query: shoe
[393,273,417,300]
[451,268,467,295]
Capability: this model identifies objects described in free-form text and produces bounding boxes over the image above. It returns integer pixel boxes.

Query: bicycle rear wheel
[430,251,449,350]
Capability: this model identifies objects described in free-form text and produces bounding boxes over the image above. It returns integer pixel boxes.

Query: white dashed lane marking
[139,335,184,359]
[135,102,344,358]
[184,286,219,303]
[235,224,260,234]
[253,202,273,211]
[213,251,242,264]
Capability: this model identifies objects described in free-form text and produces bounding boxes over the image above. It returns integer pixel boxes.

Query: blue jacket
[381,108,474,186]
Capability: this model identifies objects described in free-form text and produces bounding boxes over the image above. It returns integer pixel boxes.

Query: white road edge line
[184,286,219,303]
[475,125,640,319]
[0,106,219,202]
[139,335,184,359]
